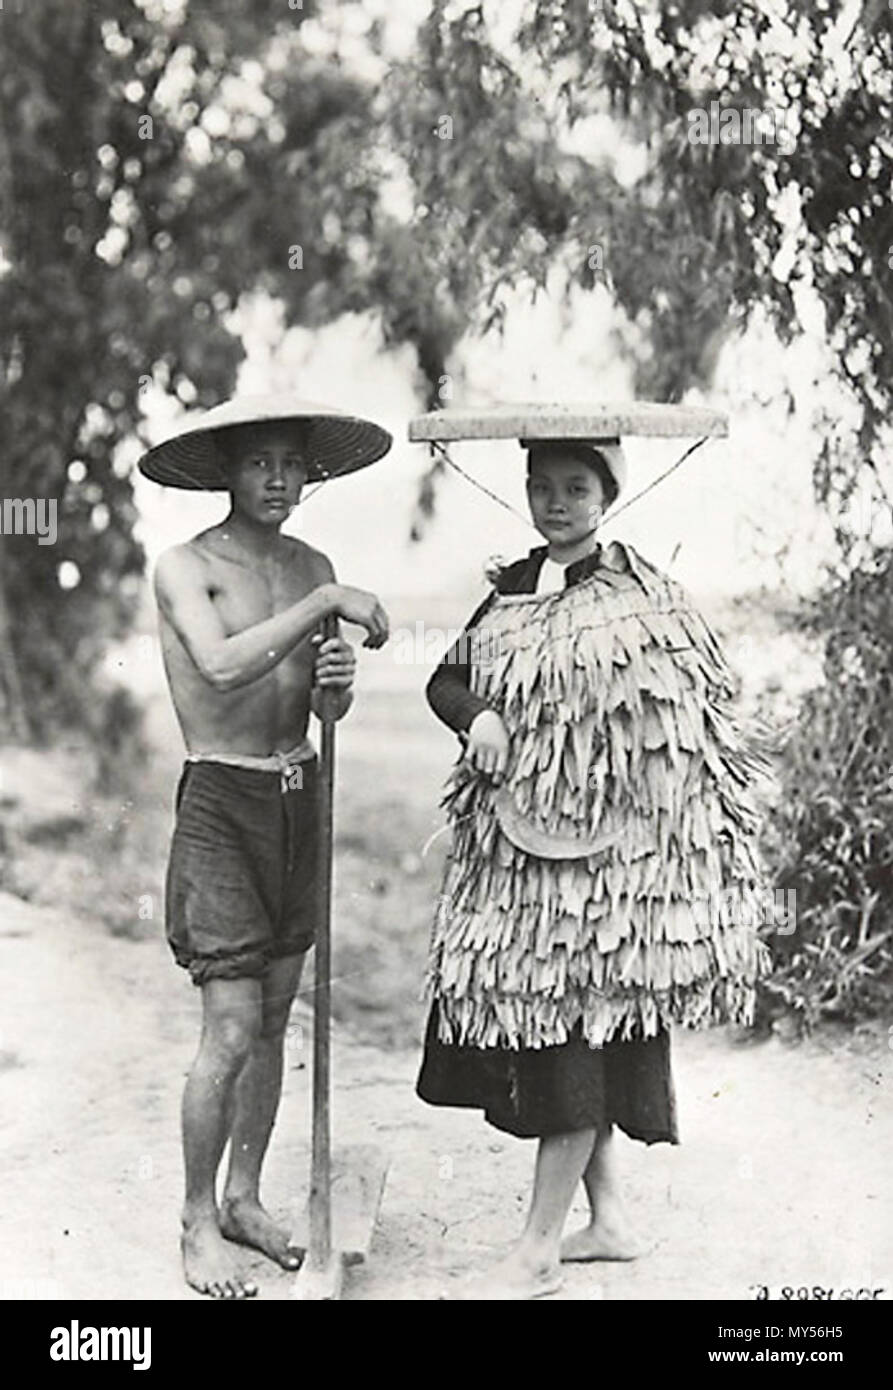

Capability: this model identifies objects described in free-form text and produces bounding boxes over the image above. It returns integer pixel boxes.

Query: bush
[759,550,893,1029]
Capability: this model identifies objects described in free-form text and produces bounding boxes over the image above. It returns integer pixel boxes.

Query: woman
[416,431,769,1299]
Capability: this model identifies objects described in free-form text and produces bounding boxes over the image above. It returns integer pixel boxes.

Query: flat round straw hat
[138,394,393,489]
[408,402,727,514]
[407,401,729,442]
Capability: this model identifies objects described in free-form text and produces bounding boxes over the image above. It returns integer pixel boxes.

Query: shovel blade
[291,1143,389,1267]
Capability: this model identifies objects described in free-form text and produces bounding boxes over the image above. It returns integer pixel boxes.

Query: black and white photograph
[0,0,890,1347]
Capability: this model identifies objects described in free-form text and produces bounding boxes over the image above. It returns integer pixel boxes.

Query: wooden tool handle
[314,611,343,724]
[309,625,337,1270]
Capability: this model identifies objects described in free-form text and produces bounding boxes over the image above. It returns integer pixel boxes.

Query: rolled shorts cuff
[179,937,315,987]
[179,945,271,987]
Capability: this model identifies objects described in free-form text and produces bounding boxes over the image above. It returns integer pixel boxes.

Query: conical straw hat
[138,393,393,490]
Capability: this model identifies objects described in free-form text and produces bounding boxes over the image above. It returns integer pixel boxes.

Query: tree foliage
[0,0,400,735]
[381,1,893,544]
[5,0,891,737]
[388,0,892,482]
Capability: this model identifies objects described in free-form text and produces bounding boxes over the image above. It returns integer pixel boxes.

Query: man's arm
[154,546,388,692]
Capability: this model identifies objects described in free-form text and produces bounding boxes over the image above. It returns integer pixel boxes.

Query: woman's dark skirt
[416,1004,679,1143]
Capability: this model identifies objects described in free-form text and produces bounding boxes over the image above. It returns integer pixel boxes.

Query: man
[139,396,391,1298]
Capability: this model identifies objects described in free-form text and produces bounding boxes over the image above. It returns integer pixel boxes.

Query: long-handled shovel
[291,613,389,1300]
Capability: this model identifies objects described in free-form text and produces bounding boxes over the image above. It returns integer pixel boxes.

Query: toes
[207,1282,225,1299]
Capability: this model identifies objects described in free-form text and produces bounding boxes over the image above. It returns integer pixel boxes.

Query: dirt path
[1,888,890,1302]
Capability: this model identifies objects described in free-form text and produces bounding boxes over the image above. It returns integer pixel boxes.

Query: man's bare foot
[181,1216,259,1298]
[560,1212,642,1263]
[447,1248,563,1301]
[220,1195,303,1271]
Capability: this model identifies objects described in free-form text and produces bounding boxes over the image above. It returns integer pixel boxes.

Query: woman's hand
[465,709,509,782]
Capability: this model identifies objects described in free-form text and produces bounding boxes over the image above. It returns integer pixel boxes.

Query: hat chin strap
[609,437,708,521]
[427,436,710,531]
[430,441,539,532]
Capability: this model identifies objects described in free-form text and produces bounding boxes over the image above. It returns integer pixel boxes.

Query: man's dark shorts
[165,757,317,986]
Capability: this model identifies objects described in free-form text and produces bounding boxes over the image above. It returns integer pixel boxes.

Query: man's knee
[214,1011,262,1062]
[203,1017,255,1067]
[202,983,263,1064]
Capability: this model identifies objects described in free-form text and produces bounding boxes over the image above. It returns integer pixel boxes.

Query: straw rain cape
[424,541,771,1051]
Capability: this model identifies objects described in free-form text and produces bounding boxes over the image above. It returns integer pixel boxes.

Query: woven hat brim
[138,415,393,490]
[408,402,729,442]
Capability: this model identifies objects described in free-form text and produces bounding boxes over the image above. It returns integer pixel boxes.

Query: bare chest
[208,562,315,631]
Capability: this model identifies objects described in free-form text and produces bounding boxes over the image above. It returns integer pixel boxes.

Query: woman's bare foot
[181,1216,259,1298]
[448,1247,563,1301]
[220,1195,303,1270]
[560,1209,642,1263]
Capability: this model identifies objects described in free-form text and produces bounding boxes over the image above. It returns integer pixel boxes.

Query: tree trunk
[0,534,30,742]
